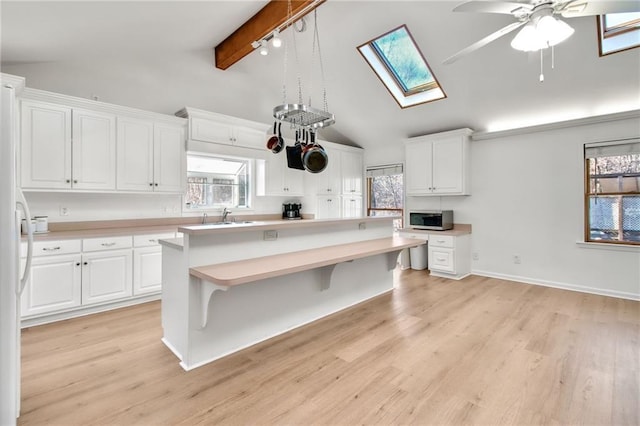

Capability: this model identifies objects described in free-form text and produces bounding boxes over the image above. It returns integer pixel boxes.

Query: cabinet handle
[73,180,78,184]
[42,246,61,252]
[75,262,81,266]
[437,239,446,243]
[149,183,153,186]
[148,239,157,243]
[154,183,158,186]
[436,257,446,262]
[66,179,71,183]
[83,261,88,265]
[101,242,116,247]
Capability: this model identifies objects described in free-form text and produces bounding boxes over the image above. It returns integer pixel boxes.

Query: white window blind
[585,139,640,158]
[366,164,403,177]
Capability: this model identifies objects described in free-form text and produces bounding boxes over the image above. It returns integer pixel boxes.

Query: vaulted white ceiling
[2,1,639,151]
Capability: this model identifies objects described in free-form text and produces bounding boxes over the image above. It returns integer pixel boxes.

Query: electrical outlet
[472,252,479,261]
[358,222,366,230]
[513,255,521,264]
[59,206,69,216]
[264,230,278,241]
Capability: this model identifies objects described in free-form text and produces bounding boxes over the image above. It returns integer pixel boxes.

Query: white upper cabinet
[177,107,268,150]
[71,108,117,190]
[21,100,72,189]
[116,119,185,193]
[116,117,154,191]
[404,128,472,196]
[258,147,305,196]
[314,143,341,195]
[20,90,186,194]
[341,150,363,195]
[153,123,186,193]
[21,101,116,190]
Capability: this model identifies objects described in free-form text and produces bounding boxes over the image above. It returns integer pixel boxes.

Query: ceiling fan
[443,0,640,64]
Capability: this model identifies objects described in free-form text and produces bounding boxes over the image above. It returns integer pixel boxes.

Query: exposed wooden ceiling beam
[214,0,326,70]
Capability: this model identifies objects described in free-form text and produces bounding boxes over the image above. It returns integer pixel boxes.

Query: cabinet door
[81,249,133,305]
[21,254,81,317]
[316,196,341,219]
[261,152,304,196]
[315,144,341,195]
[405,141,433,195]
[341,196,363,218]
[284,167,305,196]
[20,100,72,189]
[116,117,154,191]
[153,123,185,193]
[341,150,363,195]
[432,137,463,194]
[72,108,117,190]
[190,117,233,145]
[234,126,266,150]
[133,246,162,295]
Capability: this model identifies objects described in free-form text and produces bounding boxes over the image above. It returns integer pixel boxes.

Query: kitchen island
[159,217,422,370]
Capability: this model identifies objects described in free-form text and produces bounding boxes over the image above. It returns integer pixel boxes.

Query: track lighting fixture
[271,29,282,48]
[259,40,269,56]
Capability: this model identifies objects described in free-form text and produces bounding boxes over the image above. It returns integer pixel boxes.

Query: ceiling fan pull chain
[539,49,544,83]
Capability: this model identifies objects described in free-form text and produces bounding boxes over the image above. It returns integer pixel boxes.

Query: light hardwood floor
[19,270,639,425]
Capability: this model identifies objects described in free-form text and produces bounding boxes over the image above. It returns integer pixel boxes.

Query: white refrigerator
[1,76,32,426]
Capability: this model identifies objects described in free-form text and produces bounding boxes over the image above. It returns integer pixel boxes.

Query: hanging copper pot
[266,121,284,154]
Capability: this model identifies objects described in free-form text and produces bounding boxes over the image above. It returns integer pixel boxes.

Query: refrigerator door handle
[16,189,32,296]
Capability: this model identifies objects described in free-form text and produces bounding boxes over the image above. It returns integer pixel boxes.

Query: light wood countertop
[190,236,422,287]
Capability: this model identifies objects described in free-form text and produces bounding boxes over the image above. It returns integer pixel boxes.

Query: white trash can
[409,244,428,270]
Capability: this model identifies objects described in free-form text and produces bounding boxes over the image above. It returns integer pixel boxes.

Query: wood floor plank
[18,270,640,425]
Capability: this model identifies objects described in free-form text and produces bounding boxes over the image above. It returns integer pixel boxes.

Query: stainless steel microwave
[409,210,453,231]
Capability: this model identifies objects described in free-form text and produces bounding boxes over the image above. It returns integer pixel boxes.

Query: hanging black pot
[301,130,328,173]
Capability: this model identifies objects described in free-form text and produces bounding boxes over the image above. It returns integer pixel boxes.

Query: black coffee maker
[282,203,302,220]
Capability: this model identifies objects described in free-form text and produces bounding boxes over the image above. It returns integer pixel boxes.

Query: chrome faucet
[202,213,208,224]
[222,207,231,222]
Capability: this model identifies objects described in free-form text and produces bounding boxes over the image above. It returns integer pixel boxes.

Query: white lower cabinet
[21,254,82,317]
[81,249,133,305]
[427,234,471,280]
[341,195,363,218]
[21,232,172,323]
[317,196,341,219]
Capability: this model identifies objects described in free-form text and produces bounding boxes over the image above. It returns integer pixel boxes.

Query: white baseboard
[471,269,640,301]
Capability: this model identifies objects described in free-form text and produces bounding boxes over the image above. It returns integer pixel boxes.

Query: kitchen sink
[212,221,254,225]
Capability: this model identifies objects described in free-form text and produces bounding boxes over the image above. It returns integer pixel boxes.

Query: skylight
[598,12,640,55]
[358,25,445,108]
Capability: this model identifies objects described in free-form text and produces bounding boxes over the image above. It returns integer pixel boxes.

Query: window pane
[589,196,620,241]
[372,26,435,92]
[604,12,640,31]
[370,175,404,209]
[623,196,640,242]
[185,154,250,210]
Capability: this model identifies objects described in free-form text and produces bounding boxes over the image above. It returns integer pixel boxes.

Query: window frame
[366,164,404,230]
[184,152,253,212]
[357,24,446,109]
[583,140,640,246]
[597,13,640,56]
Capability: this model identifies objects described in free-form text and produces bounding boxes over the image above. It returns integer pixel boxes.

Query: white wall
[371,115,640,300]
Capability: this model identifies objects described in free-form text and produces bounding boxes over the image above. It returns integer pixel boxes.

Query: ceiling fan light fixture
[510,23,546,51]
[536,15,574,46]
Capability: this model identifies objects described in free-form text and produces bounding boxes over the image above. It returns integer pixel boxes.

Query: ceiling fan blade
[453,1,533,15]
[443,21,526,65]
[560,1,640,17]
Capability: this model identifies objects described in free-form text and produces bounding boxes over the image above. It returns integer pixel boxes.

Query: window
[597,12,640,55]
[367,164,404,229]
[185,153,251,210]
[584,140,640,245]
[357,25,446,108]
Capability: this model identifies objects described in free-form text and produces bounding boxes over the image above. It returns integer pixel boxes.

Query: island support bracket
[199,280,228,329]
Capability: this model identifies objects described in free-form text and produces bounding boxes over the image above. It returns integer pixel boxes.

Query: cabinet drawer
[83,236,132,252]
[134,232,176,247]
[428,234,454,248]
[428,247,455,273]
[29,239,81,257]
[398,231,428,241]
